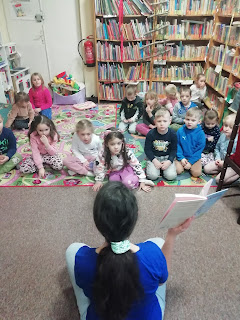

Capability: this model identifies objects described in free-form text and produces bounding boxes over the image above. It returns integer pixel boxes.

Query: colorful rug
[0,103,216,187]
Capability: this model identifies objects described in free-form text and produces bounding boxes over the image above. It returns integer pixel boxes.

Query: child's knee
[164,170,177,181]
[191,168,202,177]
[146,170,159,181]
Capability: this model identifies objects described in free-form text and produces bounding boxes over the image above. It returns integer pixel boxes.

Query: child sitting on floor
[201,109,220,166]
[19,115,63,178]
[0,115,22,174]
[171,87,197,131]
[190,73,207,108]
[159,84,179,115]
[144,107,177,181]
[176,107,205,178]
[63,119,102,177]
[119,84,143,134]
[204,113,239,184]
[29,72,52,119]
[93,128,154,192]
[5,92,34,129]
[136,90,160,136]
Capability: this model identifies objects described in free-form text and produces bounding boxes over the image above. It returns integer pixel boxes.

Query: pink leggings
[109,165,139,189]
[63,155,95,175]
[136,123,151,136]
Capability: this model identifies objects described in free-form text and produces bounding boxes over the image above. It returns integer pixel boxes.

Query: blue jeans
[66,238,167,320]
[40,108,52,119]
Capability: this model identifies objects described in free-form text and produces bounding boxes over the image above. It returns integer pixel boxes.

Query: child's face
[222,122,233,138]
[205,118,218,129]
[0,117,3,133]
[32,76,42,88]
[197,76,206,89]
[77,128,92,144]
[184,115,200,129]
[18,101,28,108]
[146,96,156,108]
[37,123,50,137]
[167,93,176,100]
[155,114,171,134]
[180,91,191,106]
[126,93,136,102]
[107,137,123,155]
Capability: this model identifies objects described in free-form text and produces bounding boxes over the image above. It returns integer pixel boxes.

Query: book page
[159,199,206,229]
[195,189,228,218]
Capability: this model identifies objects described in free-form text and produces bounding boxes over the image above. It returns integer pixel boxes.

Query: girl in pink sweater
[159,84,179,115]
[19,115,63,178]
[29,72,52,119]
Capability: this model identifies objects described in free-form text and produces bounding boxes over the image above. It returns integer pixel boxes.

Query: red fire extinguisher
[78,35,95,67]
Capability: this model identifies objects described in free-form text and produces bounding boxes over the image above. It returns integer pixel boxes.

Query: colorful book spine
[152,63,203,81]
[169,0,216,15]
[95,0,153,15]
[218,0,240,15]
[214,24,240,46]
[205,66,229,96]
[99,83,124,100]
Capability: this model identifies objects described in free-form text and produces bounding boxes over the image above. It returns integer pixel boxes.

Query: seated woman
[66,181,192,320]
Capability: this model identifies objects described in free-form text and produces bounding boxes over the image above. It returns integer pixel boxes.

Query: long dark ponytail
[93,182,143,320]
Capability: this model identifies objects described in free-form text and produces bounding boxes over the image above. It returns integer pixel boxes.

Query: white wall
[0,0,10,42]
[42,0,85,83]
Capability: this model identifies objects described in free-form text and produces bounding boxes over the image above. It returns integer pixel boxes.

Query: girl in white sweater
[63,119,102,176]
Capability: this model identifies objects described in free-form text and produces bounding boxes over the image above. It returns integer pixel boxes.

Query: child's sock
[143,179,155,187]
[68,170,76,176]
[86,171,94,177]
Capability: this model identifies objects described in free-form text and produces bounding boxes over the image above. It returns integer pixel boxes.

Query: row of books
[218,0,240,15]
[95,0,152,16]
[214,24,240,46]
[138,82,171,95]
[125,62,150,80]
[208,45,237,72]
[204,92,224,112]
[96,18,153,41]
[99,83,124,100]
[164,44,207,60]
[205,67,229,96]
[169,0,216,15]
[98,63,125,81]
[96,41,151,61]
[152,63,204,81]
[159,19,214,40]
[232,55,240,77]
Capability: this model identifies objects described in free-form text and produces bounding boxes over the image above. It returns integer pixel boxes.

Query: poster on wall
[9,0,37,20]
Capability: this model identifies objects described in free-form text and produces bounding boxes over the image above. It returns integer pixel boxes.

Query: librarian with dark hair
[66,181,192,320]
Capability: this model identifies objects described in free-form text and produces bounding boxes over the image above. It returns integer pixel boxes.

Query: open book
[159,179,228,229]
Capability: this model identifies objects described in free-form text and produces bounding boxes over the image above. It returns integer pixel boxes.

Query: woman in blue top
[66,181,192,320]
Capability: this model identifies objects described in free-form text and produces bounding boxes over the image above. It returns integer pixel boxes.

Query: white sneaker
[143,179,155,187]
[86,171,95,177]
[68,170,76,176]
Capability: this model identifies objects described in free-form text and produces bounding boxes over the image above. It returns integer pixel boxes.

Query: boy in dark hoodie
[119,84,143,134]
[175,107,205,177]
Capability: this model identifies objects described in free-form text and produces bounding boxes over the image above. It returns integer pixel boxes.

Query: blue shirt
[177,124,206,164]
[0,127,17,159]
[74,241,168,320]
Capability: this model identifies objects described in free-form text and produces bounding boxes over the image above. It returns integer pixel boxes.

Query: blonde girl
[19,115,63,178]
[159,84,179,115]
[29,72,52,119]
[5,92,34,129]
[136,90,160,136]
[93,128,154,192]
[63,119,102,177]
[204,114,239,184]
[190,73,207,107]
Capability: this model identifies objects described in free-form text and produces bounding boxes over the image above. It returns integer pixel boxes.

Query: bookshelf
[204,0,240,121]
[0,33,13,104]
[93,0,216,102]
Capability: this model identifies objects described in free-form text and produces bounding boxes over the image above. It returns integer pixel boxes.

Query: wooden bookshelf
[93,0,215,102]
[204,0,240,121]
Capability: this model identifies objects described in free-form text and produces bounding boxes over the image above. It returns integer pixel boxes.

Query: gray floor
[1,186,240,320]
